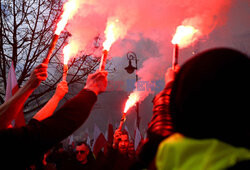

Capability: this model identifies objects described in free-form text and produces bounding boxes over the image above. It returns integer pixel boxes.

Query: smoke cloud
[65,0,232,100]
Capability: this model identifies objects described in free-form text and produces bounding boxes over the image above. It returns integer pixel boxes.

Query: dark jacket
[168,48,250,169]
[96,146,135,170]
[0,89,97,169]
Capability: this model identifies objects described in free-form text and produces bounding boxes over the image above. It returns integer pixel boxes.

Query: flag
[105,127,108,141]
[68,134,74,146]
[92,124,101,150]
[5,62,18,101]
[124,125,130,138]
[93,133,107,157]
[66,134,75,150]
[107,123,114,145]
[103,123,113,154]
[86,136,91,147]
[134,127,141,151]
[82,128,91,148]
[133,118,137,138]
[83,128,89,141]
[5,61,26,127]
[144,131,147,140]
[115,122,119,129]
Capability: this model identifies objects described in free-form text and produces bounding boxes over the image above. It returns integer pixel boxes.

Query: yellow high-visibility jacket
[156,133,250,170]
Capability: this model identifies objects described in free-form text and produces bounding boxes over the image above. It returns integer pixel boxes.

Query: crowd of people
[0,47,249,170]
[26,128,137,170]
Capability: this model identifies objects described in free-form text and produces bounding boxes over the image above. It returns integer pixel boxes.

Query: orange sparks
[123,92,140,113]
[171,25,200,48]
[103,18,126,51]
[55,0,79,35]
[63,44,71,65]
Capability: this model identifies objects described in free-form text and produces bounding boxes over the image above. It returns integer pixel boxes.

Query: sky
[60,0,250,141]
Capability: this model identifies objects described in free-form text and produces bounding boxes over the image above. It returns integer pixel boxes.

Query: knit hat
[170,48,250,148]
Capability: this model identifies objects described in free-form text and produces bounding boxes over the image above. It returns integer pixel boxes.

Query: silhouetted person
[97,129,135,170]
[131,66,179,169]
[0,62,48,129]
[156,48,250,170]
[71,142,96,170]
[0,70,108,169]
[45,143,71,170]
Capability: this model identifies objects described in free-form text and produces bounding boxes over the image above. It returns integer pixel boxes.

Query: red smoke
[64,0,232,100]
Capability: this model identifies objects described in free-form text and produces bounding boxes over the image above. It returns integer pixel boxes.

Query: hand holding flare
[43,0,79,64]
[43,35,59,64]
[119,92,140,130]
[99,50,108,71]
[119,113,126,130]
[99,18,126,71]
[99,20,116,71]
[171,25,200,70]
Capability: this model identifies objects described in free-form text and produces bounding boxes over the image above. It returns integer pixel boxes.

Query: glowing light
[63,44,71,65]
[103,18,126,51]
[171,25,200,48]
[55,0,79,35]
[123,92,140,113]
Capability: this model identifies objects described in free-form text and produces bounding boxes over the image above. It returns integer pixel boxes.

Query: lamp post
[124,51,140,129]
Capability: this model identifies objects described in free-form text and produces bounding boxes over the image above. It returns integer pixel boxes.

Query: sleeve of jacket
[147,81,174,138]
[130,82,174,170]
[0,89,97,168]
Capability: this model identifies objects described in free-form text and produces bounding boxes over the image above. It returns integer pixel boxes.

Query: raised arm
[0,71,108,169]
[33,81,68,121]
[0,63,48,129]
[131,66,179,169]
[147,66,180,137]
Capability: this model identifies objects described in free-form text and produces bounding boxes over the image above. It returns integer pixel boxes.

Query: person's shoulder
[227,160,250,170]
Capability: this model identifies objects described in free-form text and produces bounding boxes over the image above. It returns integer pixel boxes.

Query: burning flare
[103,18,126,51]
[44,0,79,64]
[62,44,71,81]
[123,91,140,113]
[171,25,200,48]
[63,44,71,65]
[100,18,126,71]
[55,0,79,35]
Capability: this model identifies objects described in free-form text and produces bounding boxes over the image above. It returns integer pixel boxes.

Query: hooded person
[156,48,250,170]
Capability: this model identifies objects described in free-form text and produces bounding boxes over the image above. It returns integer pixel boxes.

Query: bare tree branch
[0,0,114,118]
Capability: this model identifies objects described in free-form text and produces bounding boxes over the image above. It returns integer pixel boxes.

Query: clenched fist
[55,81,68,100]
[84,71,108,95]
[27,63,48,89]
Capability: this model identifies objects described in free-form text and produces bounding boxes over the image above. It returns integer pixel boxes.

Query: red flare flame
[55,0,78,35]
[172,25,200,48]
[123,92,140,113]
[63,44,71,65]
[103,18,126,51]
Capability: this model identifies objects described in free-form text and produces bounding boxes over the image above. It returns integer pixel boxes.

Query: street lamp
[124,51,140,129]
